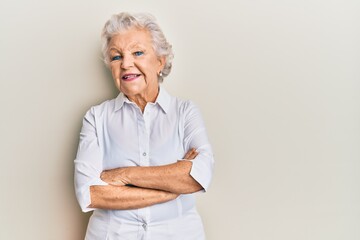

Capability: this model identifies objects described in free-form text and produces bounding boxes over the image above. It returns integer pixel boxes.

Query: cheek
[143,59,161,76]
[110,66,121,88]
[110,66,120,80]
[110,65,117,77]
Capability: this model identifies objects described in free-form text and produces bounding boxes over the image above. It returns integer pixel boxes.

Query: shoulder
[84,98,116,119]
[169,94,201,117]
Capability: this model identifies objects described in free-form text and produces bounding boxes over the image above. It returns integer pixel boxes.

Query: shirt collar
[114,86,171,113]
[155,86,171,113]
[114,92,126,112]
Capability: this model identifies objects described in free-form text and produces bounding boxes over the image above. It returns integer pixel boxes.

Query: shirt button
[143,152,147,156]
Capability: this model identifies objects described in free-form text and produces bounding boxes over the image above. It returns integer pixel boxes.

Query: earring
[159,71,163,77]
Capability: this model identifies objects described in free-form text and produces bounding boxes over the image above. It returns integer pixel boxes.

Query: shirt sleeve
[74,108,108,212]
[180,101,214,191]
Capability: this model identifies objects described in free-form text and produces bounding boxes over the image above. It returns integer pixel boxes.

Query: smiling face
[108,27,165,103]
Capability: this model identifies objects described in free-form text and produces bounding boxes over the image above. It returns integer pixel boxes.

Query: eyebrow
[109,42,146,52]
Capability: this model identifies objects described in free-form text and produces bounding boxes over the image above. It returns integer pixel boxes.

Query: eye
[111,55,122,61]
[134,51,144,57]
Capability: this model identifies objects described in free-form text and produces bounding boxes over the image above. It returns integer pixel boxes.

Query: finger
[189,148,197,158]
[187,150,199,160]
[183,148,195,159]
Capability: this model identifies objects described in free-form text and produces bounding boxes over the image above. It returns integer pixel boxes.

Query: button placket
[142,108,151,166]
[137,109,151,164]
[137,113,149,227]
[137,105,152,228]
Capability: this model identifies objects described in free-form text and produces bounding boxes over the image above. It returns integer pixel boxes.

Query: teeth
[123,74,138,79]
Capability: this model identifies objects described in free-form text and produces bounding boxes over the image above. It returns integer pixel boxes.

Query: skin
[90,149,201,210]
[90,185,178,210]
[108,27,165,111]
[100,148,203,194]
[89,28,203,210]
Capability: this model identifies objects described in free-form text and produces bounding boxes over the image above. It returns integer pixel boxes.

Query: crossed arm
[89,149,203,210]
[75,102,213,212]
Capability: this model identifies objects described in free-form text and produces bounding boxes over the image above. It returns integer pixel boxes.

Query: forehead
[108,27,153,50]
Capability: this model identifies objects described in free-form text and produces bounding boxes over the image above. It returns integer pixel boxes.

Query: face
[108,28,165,101]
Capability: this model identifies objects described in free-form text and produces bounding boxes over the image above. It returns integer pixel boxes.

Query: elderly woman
[74,12,214,239]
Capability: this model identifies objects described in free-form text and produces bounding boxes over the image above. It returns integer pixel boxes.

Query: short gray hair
[101,12,174,82]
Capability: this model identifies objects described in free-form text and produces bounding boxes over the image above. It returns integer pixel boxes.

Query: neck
[126,87,159,113]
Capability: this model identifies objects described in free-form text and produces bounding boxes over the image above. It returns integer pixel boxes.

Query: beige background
[1,0,359,239]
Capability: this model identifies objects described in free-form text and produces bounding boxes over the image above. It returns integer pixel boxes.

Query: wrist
[120,167,132,185]
[161,190,178,201]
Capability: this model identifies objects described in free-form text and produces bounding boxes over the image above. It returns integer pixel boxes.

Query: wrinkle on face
[107,28,165,110]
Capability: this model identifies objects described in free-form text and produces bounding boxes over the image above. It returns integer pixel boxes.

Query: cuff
[76,178,108,213]
[178,151,214,192]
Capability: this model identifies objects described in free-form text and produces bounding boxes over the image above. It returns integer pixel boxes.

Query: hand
[183,148,198,160]
[101,168,129,186]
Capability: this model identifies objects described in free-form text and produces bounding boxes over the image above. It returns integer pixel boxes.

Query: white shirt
[74,87,214,239]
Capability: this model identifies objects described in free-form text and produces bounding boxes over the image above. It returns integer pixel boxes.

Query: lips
[122,74,141,81]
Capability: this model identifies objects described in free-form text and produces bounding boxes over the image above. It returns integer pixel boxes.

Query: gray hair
[101,12,174,82]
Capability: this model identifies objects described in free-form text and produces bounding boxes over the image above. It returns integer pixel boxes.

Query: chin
[121,86,145,96]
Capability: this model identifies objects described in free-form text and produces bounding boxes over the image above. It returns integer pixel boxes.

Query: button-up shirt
[74,87,214,238]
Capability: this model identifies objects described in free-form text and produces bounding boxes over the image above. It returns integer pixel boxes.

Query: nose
[121,54,134,69]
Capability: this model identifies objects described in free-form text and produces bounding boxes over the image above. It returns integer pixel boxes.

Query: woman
[74,12,214,240]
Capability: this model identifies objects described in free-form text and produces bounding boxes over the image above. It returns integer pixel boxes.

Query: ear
[158,56,166,71]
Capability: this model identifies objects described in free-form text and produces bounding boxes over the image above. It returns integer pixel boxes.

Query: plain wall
[1,0,359,239]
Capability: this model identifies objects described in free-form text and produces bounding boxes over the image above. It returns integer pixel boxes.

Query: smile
[122,74,141,81]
